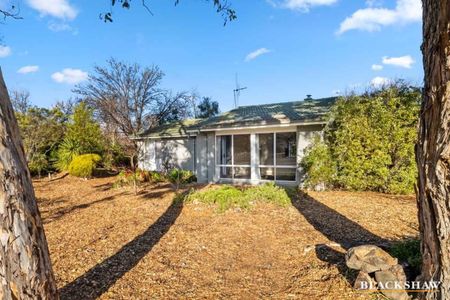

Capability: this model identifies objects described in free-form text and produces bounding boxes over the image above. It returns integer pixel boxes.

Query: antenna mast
[233,74,247,108]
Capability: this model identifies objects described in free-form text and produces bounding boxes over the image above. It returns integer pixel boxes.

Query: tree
[0,1,236,24]
[301,83,420,194]
[197,97,219,118]
[16,106,67,175]
[0,71,58,298]
[416,1,450,299]
[74,58,190,170]
[9,89,31,114]
[56,102,104,171]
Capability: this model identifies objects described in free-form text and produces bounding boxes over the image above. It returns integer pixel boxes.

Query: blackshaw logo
[357,280,440,292]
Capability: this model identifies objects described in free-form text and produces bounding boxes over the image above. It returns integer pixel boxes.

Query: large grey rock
[353,271,376,290]
[346,245,398,273]
[375,269,410,300]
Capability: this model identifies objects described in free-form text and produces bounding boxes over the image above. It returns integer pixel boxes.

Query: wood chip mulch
[33,175,418,299]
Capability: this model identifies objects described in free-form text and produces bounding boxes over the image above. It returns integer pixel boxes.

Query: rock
[389,264,407,285]
[375,270,410,300]
[353,271,376,290]
[346,245,398,273]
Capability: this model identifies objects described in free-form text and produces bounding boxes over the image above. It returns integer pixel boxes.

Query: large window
[258,132,297,182]
[217,135,251,179]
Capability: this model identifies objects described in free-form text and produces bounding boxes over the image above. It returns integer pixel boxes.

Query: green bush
[389,238,421,274]
[113,170,168,188]
[29,153,49,177]
[185,183,291,212]
[68,154,101,178]
[301,82,420,194]
[301,136,336,189]
[55,138,81,171]
[167,169,196,186]
[149,171,165,183]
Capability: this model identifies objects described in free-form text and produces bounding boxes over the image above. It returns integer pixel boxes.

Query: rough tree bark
[0,70,58,299]
[417,1,450,299]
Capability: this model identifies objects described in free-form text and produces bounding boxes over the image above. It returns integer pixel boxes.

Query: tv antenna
[233,74,247,108]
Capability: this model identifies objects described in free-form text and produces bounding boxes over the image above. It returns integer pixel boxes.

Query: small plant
[68,154,101,178]
[167,169,196,188]
[185,183,292,213]
[149,171,165,183]
[389,238,421,274]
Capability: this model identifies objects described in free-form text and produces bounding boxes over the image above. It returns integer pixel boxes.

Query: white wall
[138,137,196,172]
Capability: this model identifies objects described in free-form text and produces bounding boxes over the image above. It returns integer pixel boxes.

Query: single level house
[136,96,336,185]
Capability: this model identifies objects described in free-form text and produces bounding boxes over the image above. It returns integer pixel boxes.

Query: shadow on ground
[291,190,391,284]
[59,195,184,300]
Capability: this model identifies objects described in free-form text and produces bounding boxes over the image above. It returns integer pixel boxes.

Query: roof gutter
[186,120,327,133]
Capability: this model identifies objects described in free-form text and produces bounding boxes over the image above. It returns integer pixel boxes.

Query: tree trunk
[417,1,450,299]
[0,70,58,299]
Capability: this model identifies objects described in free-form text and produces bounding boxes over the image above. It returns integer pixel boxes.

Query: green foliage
[56,102,104,171]
[167,169,196,185]
[16,106,67,175]
[300,136,336,188]
[114,170,168,188]
[28,153,49,177]
[301,82,420,194]
[55,139,81,171]
[68,154,102,178]
[389,238,421,274]
[197,97,219,118]
[149,171,165,183]
[185,183,291,212]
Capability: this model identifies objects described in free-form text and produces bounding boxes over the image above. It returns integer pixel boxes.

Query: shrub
[149,171,165,183]
[167,169,196,186]
[244,182,292,207]
[301,82,420,194]
[113,170,167,188]
[389,238,421,274]
[55,138,81,171]
[68,154,101,178]
[185,183,291,212]
[29,153,49,177]
[301,136,336,189]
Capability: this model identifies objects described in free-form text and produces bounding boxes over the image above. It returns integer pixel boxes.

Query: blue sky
[0,0,423,112]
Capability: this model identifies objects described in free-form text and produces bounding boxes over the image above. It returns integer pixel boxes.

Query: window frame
[258,132,297,182]
[216,134,251,180]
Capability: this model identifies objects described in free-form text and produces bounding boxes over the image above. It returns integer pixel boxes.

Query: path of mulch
[34,175,418,299]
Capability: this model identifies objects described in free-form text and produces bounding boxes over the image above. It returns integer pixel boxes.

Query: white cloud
[26,0,77,20]
[372,64,383,71]
[371,76,391,87]
[337,0,421,34]
[48,21,78,34]
[245,48,271,62]
[17,65,39,74]
[269,0,338,11]
[0,46,12,58]
[51,68,88,84]
[382,55,414,68]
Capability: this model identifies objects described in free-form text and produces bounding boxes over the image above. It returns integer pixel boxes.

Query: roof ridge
[235,97,337,109]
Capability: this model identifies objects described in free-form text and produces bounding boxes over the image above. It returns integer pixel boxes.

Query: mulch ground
[34,175,418,299]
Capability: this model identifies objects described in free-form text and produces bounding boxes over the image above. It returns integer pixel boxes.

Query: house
[136,96,336,185]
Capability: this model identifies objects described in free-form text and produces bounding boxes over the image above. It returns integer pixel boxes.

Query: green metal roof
[138,97,336,138]
[137,119,203,139]
[189,97,337,131]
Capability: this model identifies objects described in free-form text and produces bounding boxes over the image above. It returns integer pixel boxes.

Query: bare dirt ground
[34,175,418,300]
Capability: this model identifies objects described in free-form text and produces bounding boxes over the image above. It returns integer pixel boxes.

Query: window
[217,135,251,179]
[258,132,297,182]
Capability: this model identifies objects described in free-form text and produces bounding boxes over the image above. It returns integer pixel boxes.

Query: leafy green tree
[197,97,219,118]
[56,102,104,171]
[16,106,67,175]
[302,82,420,194]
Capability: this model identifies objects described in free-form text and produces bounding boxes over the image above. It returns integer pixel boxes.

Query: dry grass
[34,175,418,299]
